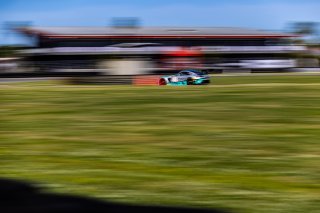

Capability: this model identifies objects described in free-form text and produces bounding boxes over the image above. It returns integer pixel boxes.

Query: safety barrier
[133,75,161,86]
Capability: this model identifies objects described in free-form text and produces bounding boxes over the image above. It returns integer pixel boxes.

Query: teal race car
[159,70,210,86]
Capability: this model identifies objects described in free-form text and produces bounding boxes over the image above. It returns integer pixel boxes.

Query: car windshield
[178,72,188,75]
[183,70,207,75]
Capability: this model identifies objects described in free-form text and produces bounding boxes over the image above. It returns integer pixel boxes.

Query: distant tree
[286,22,319,45]
[0,46,18,57]
[2,21,33,46]
[291,22,317,35]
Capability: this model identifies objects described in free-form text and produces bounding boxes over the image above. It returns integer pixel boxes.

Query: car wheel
[187,78,193,85]
[159,78,167,86]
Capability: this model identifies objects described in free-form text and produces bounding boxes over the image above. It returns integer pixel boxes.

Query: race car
[159,70,210,86]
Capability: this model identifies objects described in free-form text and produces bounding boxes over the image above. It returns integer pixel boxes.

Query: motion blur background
[1,1,320,213]
[0,0,320,74]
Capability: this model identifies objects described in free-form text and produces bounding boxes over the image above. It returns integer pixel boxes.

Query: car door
[178,71,189,81]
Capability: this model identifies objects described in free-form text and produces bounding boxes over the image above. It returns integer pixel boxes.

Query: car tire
[159,78,167,86]
[187,78,193,85]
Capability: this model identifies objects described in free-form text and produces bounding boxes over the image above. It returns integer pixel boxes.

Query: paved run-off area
[1,75,320,213]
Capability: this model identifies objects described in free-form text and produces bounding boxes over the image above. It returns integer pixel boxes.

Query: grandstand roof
[18,26,297,39]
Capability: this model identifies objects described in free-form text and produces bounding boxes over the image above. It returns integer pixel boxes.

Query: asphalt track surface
[1,71,320,84]
[208,82,320,87]
[0,77,68,83]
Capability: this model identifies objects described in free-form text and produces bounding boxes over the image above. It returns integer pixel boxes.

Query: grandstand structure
[17,26,306,74]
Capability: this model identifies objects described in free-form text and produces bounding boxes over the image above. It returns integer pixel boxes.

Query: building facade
[18,26,306,74]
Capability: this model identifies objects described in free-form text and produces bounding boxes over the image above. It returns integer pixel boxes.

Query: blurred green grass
[1,75,320,213]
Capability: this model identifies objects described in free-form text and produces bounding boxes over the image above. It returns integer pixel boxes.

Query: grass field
[1,75,320,213]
